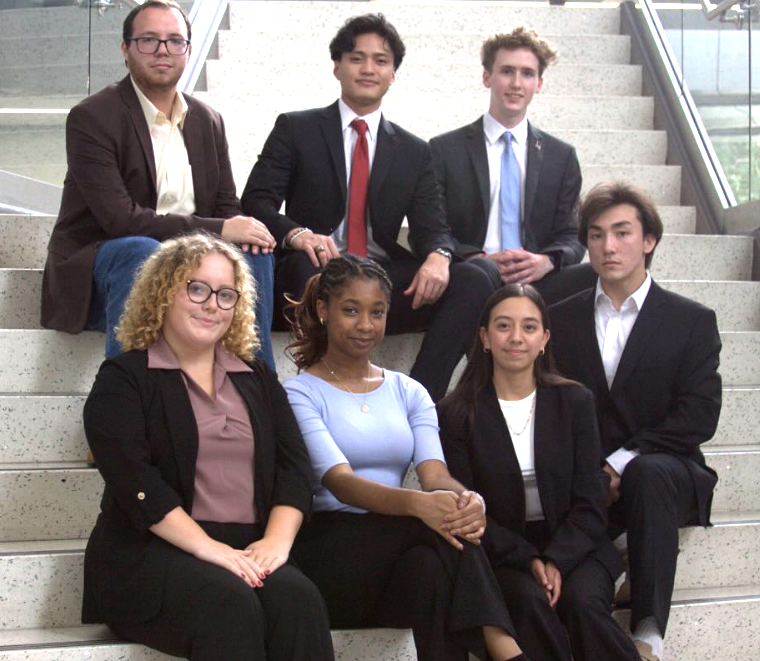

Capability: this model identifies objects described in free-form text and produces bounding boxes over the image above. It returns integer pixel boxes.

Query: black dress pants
[109,521,334,661]
[274,252,495,401]
[609,453,700,634]
[493,523,638,661]
[292,511,517,661]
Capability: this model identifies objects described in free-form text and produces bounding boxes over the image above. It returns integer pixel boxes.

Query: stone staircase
[1,2,760,659]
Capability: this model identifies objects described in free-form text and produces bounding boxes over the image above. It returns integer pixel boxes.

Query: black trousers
[274,252,495,401]
[109,521,334,661]
[292,511,517,661]
[492,522,638,661]
[609,453,699,634]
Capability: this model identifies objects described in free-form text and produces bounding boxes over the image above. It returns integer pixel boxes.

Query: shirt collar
[595,273,652,313]
[131,76,188,129]
[338,98,382,141]
[483,111,529,149]
[147,333,252,373]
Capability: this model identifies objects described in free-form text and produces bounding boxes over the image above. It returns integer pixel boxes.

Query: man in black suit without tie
[242,13,495,401]
[550,182,721,661]
[430,27,596,305]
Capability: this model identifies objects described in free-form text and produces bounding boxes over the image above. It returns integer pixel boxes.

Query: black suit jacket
[42,76,240,333]
[549,281,721,525]
[241,101,454,261]
[429,117,583,266]
[438,383,622,580]
[81,350,313,625]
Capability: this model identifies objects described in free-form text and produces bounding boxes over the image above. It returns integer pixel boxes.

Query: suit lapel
[183,105,209,214]
[319,102,348,203]
[466,118,490,221]
[576,288,609,394]
[532,388,554,524]
[610,281,667,392]
[523,123,543,230]
[158,370,199,510]
[118,76,157,190]
[370,115,397,200]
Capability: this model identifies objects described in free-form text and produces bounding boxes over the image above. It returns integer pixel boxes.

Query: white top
[499,390,543,522]
[131,77,195,216]
[482,111,528,255]
[331,98,389,261]
[594,274,652,475]
[284,369,445,513]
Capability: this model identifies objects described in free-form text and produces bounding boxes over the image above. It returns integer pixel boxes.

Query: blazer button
[137,492,146,500]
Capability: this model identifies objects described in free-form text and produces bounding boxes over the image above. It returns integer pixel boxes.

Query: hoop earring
[539,348,545,356]
[484,347,491,353]
[319,318,325,326]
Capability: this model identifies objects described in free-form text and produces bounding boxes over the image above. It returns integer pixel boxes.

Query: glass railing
[651,0,758,204]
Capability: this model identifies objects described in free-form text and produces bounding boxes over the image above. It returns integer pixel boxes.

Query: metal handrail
[699,0,758,27]
[180,0,229,93]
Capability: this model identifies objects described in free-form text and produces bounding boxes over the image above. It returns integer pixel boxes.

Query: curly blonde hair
[481,26,558,76]
[115,232,260,361]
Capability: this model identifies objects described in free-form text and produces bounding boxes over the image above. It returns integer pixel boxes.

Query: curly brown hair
[115,232,260,361]
[285,255,392,371]
[481,26,558,76]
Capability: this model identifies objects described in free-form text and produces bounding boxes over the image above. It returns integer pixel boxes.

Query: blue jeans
[87,236,275,369]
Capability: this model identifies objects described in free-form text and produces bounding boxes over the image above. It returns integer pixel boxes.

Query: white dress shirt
[331,99,389,261]
[594,274,652,475]
[482,112,528,255]
[131,78,195,216]
[499,391,544,522]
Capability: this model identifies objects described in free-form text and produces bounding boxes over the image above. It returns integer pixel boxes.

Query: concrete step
[1,513,755,629]
[0,445,756,542]
[0,33,123,69]
[580,164,681,205]
[226,2,622,36]
[219,31,632,66]
[0,330,758,394]
[0,215,54,269]
[0,63,125,97]
[0,385,756,466]
[649,234,754,280]
[0,129,64,169]
[0,163,65,186]
[205,59,643,97]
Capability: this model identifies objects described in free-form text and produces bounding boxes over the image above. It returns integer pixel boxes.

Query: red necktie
[347,119,369,257]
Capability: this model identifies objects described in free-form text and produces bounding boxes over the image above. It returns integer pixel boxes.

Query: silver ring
[314,245,325,254]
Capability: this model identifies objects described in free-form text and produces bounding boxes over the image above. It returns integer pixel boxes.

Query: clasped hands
[414,489,486,551]
[196,535,291,589]
[530,557,562,607]
[485,249,554,285]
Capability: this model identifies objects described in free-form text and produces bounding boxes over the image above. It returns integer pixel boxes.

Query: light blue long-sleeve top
[283,370,445,513]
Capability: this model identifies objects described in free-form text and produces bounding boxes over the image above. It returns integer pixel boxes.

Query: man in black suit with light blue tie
[430,27,596,305]
[242,13,495,401]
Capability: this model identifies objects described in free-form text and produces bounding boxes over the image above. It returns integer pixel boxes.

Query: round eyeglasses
[186,281,240,310]
[127,37,190,55]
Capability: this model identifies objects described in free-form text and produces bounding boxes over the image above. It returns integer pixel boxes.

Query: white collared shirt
[482,112,528,255]
[594,273,652,474]
[331,99,388,261]
[131,77,195,216]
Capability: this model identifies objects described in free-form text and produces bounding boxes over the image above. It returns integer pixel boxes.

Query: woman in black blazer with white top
[437,285,639,661]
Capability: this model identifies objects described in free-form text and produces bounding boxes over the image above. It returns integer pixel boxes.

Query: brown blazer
[41,76,240,333]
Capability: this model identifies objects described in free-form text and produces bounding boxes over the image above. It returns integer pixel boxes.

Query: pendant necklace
[322,358,372,413]
[505,391,537,437]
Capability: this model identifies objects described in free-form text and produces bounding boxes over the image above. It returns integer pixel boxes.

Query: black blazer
[429,117,584,267]
[549,281,721,525]
[81,350,313,625]
[438,383,622,580]
[42,75,239,334]
[241,100,454,261]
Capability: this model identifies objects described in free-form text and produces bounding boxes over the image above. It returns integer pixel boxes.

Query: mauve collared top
[148,335,257,524]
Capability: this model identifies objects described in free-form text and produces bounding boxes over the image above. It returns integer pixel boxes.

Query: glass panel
[654,0,757,203]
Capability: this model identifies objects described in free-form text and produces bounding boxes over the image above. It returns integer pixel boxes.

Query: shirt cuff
[606,448,640,476]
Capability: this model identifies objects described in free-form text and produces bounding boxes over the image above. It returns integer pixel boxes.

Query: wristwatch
[433,248,452,261]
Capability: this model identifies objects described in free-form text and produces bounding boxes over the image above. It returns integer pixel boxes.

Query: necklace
[322,358,372,413]
[504,391,537,437]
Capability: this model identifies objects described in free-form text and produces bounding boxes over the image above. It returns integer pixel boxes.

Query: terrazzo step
[0,33,125,69]
[580,164,681,205]
[219,31,632,66]
[205,59,643,97]
[0,63,128,97]
[0,164,65,187]
[0,330,758,394]
[2,447,756,543]
[0,129,64,171]
[1,514,756,630]
[0,5,134,37]
[649,234,753,280]
[226,2,622,36]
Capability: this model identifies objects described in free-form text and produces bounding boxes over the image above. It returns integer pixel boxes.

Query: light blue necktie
[499,130,521,250]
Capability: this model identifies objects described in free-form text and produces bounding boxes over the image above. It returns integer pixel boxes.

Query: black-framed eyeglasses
[127,37,190,55]
[186,281,240,310]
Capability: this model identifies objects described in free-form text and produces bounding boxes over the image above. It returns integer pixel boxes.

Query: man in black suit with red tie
[242,13,495,401]
[550,182,721,661]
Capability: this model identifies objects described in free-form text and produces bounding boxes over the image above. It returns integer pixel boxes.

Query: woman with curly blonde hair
[82,232,334,661]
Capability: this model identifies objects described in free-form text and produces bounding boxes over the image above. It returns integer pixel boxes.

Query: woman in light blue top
[283,254,531,661]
